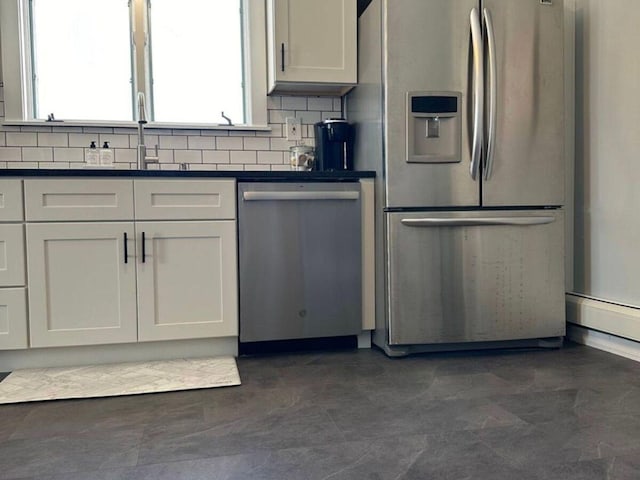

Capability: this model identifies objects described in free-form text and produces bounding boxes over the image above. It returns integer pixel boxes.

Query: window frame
[0,0,268,129]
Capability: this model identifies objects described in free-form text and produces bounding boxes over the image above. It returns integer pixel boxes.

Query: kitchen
[0,0,639,479]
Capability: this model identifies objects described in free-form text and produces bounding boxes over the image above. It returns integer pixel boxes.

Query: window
[0,0,267,126]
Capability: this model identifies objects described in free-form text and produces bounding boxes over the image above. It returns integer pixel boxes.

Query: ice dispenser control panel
[407,92,461,164]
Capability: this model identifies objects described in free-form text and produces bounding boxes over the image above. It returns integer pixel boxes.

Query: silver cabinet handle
[401,216,556,227]
[469,8,483,181]
[484,8,497,180]
[243,191,360,201]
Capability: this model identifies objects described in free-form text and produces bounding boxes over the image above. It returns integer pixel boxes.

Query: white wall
[573,0,640,308]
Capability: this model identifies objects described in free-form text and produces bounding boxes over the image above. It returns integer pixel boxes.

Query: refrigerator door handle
[401,216,556,227]
[469,8,483,181]
[483,8,497,180]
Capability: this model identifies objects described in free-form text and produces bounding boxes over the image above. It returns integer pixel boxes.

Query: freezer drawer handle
[401,216,556,227]
[243,191,360,201]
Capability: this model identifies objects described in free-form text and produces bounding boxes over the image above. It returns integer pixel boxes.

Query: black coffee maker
[314,119,355,171]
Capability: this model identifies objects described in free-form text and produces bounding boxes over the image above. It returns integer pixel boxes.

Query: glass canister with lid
[289,145,315,171]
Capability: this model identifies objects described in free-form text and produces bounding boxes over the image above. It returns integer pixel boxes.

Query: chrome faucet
[137,93,159,170]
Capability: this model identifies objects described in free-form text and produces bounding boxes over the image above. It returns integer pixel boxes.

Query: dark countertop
[0,169,375,181]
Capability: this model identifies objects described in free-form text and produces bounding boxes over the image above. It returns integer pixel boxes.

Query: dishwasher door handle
[242,191,360,201]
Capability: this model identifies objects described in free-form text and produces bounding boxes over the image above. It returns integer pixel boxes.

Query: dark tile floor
[1,342,640,479]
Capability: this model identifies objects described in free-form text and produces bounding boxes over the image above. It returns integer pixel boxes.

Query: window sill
[1,119,272,132]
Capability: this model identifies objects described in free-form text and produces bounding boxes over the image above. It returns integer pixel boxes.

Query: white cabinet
[0,180,28,351]
[136,221,238,342]
[24,178,238,349]
[27,222,138,348]
[267,0,357,95]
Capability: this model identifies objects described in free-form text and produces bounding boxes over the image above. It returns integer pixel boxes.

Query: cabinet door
[270,0,357,85]
[27,223,137,347]
[0,288,28,350]
[0,180,24,221]
[136,221,238,342]
[0,224,25,287]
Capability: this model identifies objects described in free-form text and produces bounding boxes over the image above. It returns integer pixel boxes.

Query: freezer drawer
[238,183,362,342]
[387,209,565,345]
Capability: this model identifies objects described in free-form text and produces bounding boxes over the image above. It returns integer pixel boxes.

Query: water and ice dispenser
[406,92,462,163]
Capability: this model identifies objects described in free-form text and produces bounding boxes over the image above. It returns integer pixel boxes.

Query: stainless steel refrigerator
[348,0,566,356]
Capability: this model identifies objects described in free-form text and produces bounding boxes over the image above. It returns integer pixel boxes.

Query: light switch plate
[286,117,302,141]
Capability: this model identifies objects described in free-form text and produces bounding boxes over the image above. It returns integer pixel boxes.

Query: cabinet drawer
[0,224,25,287]
[0,288,28,350]
[134,180,236,220]
[0,180,24,221]
[24,179,134,221]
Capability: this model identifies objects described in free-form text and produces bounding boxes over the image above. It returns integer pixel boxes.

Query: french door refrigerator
[348,0,566,356]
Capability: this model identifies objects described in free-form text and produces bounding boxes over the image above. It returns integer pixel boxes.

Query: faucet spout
[136,93,158,169]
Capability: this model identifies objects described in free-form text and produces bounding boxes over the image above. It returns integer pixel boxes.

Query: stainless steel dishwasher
[238,182,362,343]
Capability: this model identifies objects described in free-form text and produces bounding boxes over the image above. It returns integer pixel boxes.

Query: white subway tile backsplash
[269,109,295,124]
[115,149,138,164]
[216,137,243,150]
[53,147,84,162]
[281,96,308,110]
[172,129,200,136]
[69,133,97,147]
[216,164,242,171]
[99,134,129,149]
[203,150,230,164]
[159,135,188,150]
[267,96,282,110]
[243,137,270,151]
[200,130,229,137]
[270,137,296,151]
[258,151,285,164]
[160,163,181,171]
[0,147,22,161]
[7,161,37,168]
[129,134,160,149]
[157,150,174,164]
[175,150,202,164]
[38,161,70,169]
[1,94,341,170]
[114,128,136,135]
[189,163,218,171]
[229,130,254,137]
[244,164,271,171]
[187,136,215,150]
[307,97,334,111]
[38,133,69,147]
[22,147,53,162]
[271,164,292,171]
[7,132,37,147]
[295,110,322,124]
[230,150,257,164]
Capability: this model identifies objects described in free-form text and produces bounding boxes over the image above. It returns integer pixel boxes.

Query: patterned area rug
[0,356,240,404]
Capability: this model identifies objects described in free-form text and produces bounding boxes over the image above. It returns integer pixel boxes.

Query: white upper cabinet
[267,0,357,95]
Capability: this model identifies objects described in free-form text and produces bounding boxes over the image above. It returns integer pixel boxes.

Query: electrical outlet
[286,117,302,141]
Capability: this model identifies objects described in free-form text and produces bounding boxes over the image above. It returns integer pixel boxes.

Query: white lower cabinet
[136,221,238,342]
[27,223,138,348]
[0,288,28,350]
[21,178,239,350]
